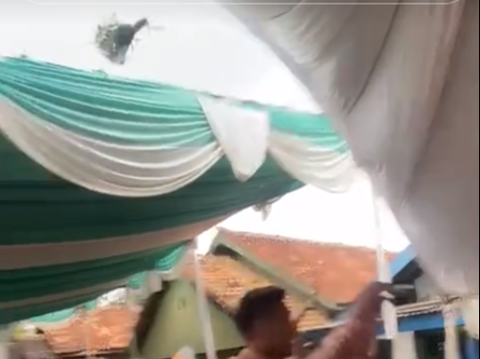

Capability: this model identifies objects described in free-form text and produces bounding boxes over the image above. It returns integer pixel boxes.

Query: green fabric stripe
[0,243,187,323]
[0,137,302,245]
[127,272,147,290]
[0,56,344,323]
[0,243,186,302]
[2,291,106,325]
[29,308,78,323]
[27,247,187,324]
[0,58,214,145]
[127,246,187,289]
[0,57,347,153]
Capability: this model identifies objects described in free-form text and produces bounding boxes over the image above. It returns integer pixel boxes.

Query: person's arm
[302,282,389,359]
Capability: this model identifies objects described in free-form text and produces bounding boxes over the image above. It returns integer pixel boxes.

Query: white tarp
[218,0,479,296]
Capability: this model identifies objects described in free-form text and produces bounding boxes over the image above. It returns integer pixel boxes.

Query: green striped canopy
[28,245,187,324]
[0,57,349,324]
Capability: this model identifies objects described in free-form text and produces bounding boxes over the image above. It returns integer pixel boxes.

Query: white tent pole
[369,178,398,342]
[444,303,460,359]
[193,237,217,359]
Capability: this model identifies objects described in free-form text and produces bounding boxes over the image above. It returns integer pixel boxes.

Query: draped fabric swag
[0,57,353,323]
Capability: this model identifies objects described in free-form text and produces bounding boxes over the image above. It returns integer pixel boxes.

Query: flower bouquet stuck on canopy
[95,15,164,65]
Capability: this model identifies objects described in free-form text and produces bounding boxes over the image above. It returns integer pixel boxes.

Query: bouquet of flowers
[95,15,149,65]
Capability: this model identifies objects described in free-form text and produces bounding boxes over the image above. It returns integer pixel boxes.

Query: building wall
[141,280,244,359]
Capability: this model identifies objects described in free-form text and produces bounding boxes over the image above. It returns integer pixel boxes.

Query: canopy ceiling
[217,0,479,296]
[0,57,352,323]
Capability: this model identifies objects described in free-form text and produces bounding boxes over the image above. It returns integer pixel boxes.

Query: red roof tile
[220,229,396,304]
[183,254,328,331]
[42,307,139,355]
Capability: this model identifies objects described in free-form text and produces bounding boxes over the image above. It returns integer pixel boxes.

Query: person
[233,282,390,359]
[233,286,297,359]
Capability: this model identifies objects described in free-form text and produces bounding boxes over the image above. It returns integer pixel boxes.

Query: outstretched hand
[304,281,392,359]
[351,281,391,320]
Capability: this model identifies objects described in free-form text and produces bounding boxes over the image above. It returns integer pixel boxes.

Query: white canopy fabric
[218,0,479,296]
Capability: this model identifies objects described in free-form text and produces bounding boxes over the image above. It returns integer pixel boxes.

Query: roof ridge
[217,227,395,254]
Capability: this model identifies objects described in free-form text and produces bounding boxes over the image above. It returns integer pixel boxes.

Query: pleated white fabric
[217,0,479,296]
[198,96,270,182]
[0,99,223,198]
[200,95,356,191]
[269,130,355,192]
[0,96,356,197]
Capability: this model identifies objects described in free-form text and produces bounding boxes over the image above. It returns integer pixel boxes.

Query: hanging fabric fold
[216,0,479,298]
[269,130,355,193]
[0,56,356,323]
[0,100,223,197]
[199,96,270,182]
[0,56,354,198]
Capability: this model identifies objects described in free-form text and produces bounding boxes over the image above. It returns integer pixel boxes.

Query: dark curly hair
[234,286,286,336]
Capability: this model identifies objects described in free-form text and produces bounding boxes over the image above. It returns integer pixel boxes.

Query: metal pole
[193,238,217,359]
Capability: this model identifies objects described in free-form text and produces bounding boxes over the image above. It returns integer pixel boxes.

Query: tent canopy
[216,0,479,296]
[0,57,353,323]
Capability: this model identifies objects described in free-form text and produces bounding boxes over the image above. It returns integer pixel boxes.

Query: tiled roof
[220,229,396,304]
[41,307,139,355]
[183,254,328,332]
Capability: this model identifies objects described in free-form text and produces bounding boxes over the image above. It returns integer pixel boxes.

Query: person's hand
[351,281,391,319]
[290,306,308,329]
[291,337,304,359]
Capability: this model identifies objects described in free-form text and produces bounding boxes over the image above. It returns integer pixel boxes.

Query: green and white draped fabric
[27,246,186,325]
[28,301,97,324]
[0,56,353,324]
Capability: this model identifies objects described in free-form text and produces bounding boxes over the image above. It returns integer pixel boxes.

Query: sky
[1,1,410,255]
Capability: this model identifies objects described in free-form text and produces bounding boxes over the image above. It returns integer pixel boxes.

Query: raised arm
[303,282,389,359]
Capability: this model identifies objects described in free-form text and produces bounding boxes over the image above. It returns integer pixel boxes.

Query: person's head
[234,286,296,358]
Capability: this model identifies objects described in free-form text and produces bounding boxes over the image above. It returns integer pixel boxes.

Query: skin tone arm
[301,282,389,359]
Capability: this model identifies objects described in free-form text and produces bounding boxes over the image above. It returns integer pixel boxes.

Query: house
[305,245,479,359]
[388,246,479,359]
[34,307,139,359]
[137,229,387,359]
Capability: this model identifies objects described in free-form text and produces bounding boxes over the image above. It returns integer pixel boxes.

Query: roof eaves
[212,233,343,315]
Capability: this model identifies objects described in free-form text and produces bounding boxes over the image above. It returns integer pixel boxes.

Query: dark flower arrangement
[95,16,149,65]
